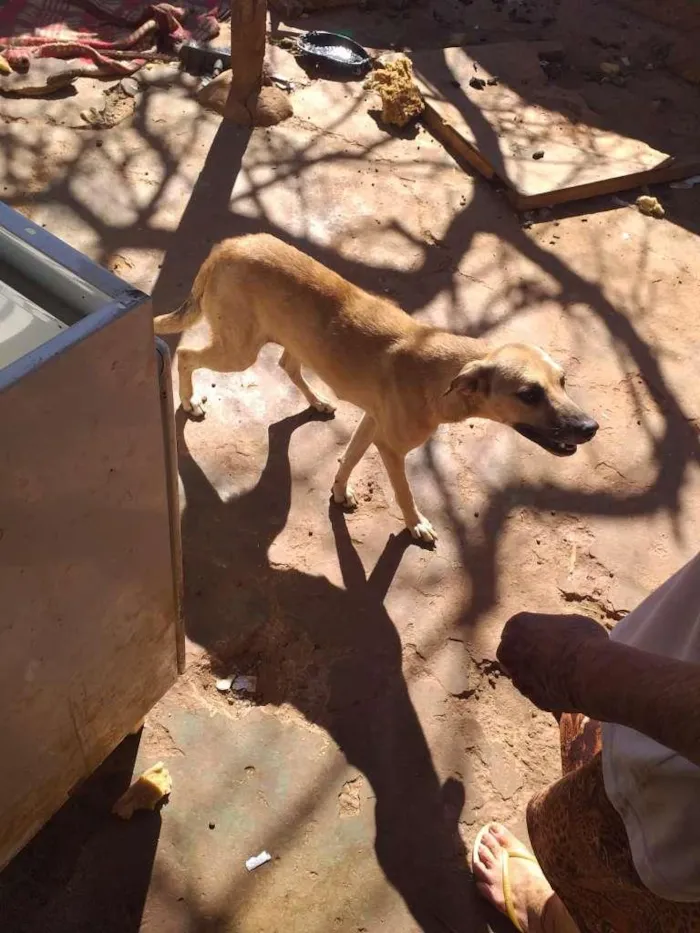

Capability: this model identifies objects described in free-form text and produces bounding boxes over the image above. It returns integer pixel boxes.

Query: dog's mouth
[514,424,579,457]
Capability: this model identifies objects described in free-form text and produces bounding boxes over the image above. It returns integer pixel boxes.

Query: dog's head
[445,343,598,456]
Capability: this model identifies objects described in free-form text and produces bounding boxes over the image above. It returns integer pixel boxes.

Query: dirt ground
[1,0,700,931]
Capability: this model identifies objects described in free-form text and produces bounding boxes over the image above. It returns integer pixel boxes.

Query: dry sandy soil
[1,0,700,931]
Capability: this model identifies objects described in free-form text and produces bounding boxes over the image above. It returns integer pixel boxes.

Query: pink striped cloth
[0,0,222,76]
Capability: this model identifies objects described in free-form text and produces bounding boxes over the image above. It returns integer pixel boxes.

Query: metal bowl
[296,31,371,77]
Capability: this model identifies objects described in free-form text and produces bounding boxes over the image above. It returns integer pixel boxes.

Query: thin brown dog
[154,234,598,544]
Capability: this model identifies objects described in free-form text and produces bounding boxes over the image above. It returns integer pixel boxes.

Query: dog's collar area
[514,423,578,457]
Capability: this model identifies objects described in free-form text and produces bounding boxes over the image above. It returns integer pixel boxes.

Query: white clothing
[602,553,700,902]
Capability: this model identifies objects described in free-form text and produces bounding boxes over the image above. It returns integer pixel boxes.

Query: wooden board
[412,42,699,208]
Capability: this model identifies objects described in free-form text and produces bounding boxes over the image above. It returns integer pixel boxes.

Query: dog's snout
[576,417,599,441]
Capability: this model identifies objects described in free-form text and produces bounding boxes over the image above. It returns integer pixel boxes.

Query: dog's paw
[332,483,358,511]
[408,516,438,546]
[182,395,207,419]
[311,397,336,417]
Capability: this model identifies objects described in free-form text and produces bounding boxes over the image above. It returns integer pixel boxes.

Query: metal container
[0,202,183,870]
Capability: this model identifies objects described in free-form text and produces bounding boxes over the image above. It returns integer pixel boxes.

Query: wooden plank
[420,100,495,179]
[0,302,181,871]
[508,155,700,210]
[412,42,695,207]
[412,41,553,192]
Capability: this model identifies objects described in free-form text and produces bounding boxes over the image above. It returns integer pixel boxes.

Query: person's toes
[473,826,499,871]
[480,825,504,858]
[491,823,532,857]
[476,839,496,870]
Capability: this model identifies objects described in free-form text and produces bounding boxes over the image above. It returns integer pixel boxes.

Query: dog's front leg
[375,441,437,545]
[279,350,336,415]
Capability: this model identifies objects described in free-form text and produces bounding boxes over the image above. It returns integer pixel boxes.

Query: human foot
[472,824,554,933]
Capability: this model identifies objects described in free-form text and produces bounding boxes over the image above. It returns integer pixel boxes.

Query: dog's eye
[516,385,543,406]
[559,374,566,388]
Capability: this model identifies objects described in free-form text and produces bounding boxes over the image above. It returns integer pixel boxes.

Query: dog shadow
[178,408,500,932]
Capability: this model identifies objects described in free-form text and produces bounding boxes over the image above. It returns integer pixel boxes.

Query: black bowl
[296,30,371,77]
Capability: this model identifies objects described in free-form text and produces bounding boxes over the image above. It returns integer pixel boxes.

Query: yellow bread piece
[112,762,172,819]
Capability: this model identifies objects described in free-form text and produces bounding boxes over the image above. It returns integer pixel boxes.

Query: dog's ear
[445,359,493,397]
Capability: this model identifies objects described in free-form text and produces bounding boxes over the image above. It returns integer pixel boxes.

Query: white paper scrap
[246,851,272,872]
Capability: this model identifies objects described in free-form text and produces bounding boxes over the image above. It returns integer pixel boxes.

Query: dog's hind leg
[279,350,336,415]
[332,412,376,510]
[176,343,259,418]
[175,346,222,418]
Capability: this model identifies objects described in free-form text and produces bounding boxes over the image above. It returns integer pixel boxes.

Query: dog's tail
[153,294,201,335]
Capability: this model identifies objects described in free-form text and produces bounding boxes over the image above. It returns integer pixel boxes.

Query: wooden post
[197,0,292,125]
[226,0,267,122]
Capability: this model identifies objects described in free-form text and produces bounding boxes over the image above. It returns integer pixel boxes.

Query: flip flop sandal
[472,824,540,933]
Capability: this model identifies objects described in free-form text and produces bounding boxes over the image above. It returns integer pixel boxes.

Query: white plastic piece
[215,677,233,692]
[246,850,272,871]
